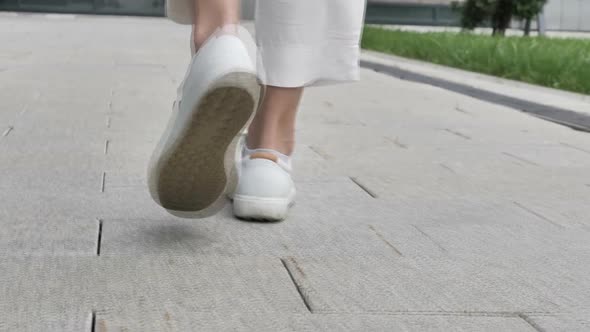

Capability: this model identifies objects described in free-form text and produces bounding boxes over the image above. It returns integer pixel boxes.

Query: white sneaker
[148,29,261,218]
[232,145,296,222]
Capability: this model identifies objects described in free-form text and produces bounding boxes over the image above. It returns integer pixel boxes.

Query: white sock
[243,145,292,172]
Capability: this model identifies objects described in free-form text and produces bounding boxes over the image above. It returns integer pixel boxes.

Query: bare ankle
[192,25,214,50]
[245,133,295,156]
[192,0,240,50]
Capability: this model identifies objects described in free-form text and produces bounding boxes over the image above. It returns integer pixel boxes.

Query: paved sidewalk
[2,13,590,331]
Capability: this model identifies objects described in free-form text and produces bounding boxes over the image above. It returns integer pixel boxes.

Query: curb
[360,59,590,133]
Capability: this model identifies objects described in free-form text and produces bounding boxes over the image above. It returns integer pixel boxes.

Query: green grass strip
[361,26,590,95]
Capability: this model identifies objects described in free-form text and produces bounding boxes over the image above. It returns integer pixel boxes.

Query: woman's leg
[191,0,240,49]
[160,0,365,220]
[151,0,261,217]
[247,0,366,156]
[246,87,303,156]
[190,0,303,156]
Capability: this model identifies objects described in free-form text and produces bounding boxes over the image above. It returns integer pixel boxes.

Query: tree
[456,0,494,30]
[455,0,547,36]
[513,0,548,36]
[491,0,514,36]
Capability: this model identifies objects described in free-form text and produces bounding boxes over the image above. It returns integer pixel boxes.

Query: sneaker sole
[149,72,259,217]
[233,191,295,222]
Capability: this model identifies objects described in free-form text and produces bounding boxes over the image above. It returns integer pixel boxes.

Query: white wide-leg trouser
[167,0,367,87]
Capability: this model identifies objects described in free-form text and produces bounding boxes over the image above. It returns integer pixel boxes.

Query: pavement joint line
[104,139,110,155]
[109,184,143,190]
[20,91,42,116]
[90,310,97,332]
[439,163,457,174]
[411,225,449,253]
[361,60,590,133]
[530,113,590,133]
[502,152,539,167]
[559,142,590,155]
[308,145,330,160]
[106,116,111,128]
[385,136,408,149]
[454,106,474,116]
[512,201,564,229]
[368,225,404,256]
[518,313,546,332]
[18,103,29,116]
[100,172,106,193]
[349,177,378,199]
[96,219,103,256]
[280,258,313,313]
[2,126,13,137]
[311,310,557,317]
[444,128,472,140]
[115,63,167,69]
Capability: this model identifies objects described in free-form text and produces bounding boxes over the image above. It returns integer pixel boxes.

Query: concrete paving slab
[282,254,589,314]
[0,190,104,221]
[0,88,37,124]
[359,186,589,231]
[95,256,308,314]
[0,308,91,332]
[0,219,97,256]
[348,165,586,200]
[0,256,307,316]
[99,209,393,257]
[0,257,97,316]
[96,312,536,332]
[97,187,182,221]
[5,102,108,138]
[99,175,377,221]
[2,12,590,330]
[102,137,338,184]
[505,195,590,230]
[402,223,590,257]
[0,140,105,193]
[524,313,590,332]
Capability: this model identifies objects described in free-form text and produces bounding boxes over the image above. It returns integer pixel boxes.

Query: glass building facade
[0,1,460,26]
[0,0,165,16]
[0,0,468,27]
